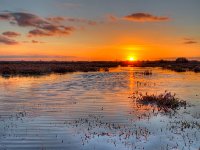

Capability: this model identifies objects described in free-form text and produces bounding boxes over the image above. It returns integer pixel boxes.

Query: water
[0,67,199,150]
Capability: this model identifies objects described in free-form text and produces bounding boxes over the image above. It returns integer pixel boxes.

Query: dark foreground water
[0,67,199,150]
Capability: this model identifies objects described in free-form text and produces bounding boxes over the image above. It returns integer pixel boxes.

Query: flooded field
[0,67,199,150]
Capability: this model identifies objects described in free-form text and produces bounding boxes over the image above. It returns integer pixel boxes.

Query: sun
[129,57,135,61]
[128,56,136,61]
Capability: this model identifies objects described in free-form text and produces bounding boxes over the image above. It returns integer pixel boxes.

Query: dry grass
[0,61,120,77]
[0,58,200,77]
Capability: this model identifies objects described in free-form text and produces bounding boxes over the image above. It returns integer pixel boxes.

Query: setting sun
[128,56,136,61]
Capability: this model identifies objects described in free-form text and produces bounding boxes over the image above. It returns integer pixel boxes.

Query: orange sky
[0,0,199,61]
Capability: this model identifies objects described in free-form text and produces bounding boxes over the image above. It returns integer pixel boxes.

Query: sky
[0,0,199,61]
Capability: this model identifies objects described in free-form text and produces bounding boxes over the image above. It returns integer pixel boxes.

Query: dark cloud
[28,29,53,37]
[184,41,198,44]
[124,12,169,22]
[183,38,198,44]
[0,35,18,45]
[0,12,75,37]
[2,31,21,37]
[0,12,49,27]
[28,26,74,37]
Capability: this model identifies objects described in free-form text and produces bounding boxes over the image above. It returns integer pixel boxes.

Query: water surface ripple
[0,67,199,150]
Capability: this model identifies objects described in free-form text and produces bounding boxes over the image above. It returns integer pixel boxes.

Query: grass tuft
[131,91,186,111]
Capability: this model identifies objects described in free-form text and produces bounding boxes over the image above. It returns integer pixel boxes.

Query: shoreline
[0,59,200,77]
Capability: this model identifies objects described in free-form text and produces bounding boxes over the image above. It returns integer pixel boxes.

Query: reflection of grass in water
[131,91,186,112]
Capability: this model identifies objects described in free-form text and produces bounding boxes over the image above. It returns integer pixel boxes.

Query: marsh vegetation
[131,91,187,111]
[0,58,200,77]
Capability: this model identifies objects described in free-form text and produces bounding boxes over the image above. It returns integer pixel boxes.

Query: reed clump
[132,91,186,111]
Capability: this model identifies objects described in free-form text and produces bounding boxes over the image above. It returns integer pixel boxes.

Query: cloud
[107,15,118,22]
[184,41,197,44]
[66,17,97,25]
[46,16,97,25]
[2,12,49,27]
[32,40,39,43]
[123,12,169,22]
[21,40,44,43]
[46,17,65,23]
[28,26,74,37]
[2,31,21,37]
[183,38,198,44]
[0,35,18,45]
[31,40,44,44]
[28,29,52,37]
[0,11,75,37]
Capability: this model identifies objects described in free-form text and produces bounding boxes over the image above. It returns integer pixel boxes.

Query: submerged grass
[131,91,186,111]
